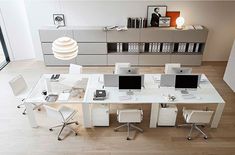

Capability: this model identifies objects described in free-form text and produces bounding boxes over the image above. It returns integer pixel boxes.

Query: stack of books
[127,17,147,28]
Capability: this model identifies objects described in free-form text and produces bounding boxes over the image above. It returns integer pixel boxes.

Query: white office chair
[114,109,143,140]
[178,107,214,140]
[44,105,79,141]
[69,64,82,74]
[9,75,41,115]
[114,63,131,74]
[164,63,181,74]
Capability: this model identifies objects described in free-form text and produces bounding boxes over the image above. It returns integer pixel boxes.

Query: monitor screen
[119,75,142,90]
[175,75,199,89]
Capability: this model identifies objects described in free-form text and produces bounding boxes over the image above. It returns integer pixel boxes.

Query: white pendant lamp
[52,37,78,60]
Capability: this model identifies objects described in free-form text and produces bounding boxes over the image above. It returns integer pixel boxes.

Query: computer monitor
[175,75,199,94]
[172,67,192,74]
[119,75,142,95]
[118,67,139,74]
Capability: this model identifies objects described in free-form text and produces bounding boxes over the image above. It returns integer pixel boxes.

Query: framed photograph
[147,5,167,27]
[53,14,65,27]
[159,17,171,27]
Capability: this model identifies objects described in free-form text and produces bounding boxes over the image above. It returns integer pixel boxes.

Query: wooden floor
[0,60,235,155]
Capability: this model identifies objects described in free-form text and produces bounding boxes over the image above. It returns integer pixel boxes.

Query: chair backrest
[187,110,214,124]
[118,109,143,123]
[114,63,131,74]
[44,105,63,122]
[165,63,181,74]
[69,64,82,74]
[9,75,28,96]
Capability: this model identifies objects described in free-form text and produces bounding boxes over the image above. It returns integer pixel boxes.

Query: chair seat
[59,106,77,122]
[117,109,143,123]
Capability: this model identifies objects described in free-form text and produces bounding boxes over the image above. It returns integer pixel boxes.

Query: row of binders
[177,43,201,53]
[145,43,173,53]
[116,43,139,53]
[110,43,202,53]
[127,17,147,28]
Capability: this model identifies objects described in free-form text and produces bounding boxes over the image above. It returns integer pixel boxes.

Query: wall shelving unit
[39,26,208,66]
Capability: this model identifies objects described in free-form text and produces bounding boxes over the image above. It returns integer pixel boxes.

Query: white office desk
[25,74,225,129]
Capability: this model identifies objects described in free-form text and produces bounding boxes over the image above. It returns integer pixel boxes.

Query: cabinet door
[173,29,208,42]
[39,29,73,42]
[108,55,139,65]
[171,55,202,66]
[92,104,109,126]
[107,29,140,42]
[78,43,107,54]
[77,55,107,65]
[139,55,171,66]
[41,43,52,54]
[140,28,173,42]
[44,55,76,66]
[74,29,106,42]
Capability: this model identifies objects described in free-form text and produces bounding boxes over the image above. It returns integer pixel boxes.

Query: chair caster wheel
[49,128,53,131]
[187,137,192,140]
[75,133,78,136]
[38,108,41,111]
[75,122,79,125]
[114,129,117,132]
[22,112,26,115]
[126,137,131,140]
[17,106,21,108]
[204,136,208,139]
[58,137,62,141]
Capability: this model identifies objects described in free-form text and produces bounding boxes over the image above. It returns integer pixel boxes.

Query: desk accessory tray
[45,94,58,102]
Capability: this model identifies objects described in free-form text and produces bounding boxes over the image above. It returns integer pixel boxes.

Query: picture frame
[147,5,167,27]
[53,14,65,27]
[159,17,171,27]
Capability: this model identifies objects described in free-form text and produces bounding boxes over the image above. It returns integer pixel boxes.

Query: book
[195,43,200,52]
[149,43,152,52]
[127,17,132,28]
[117,43,120,52]
[120,43,123,52]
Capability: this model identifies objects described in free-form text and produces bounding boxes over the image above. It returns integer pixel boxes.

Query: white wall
[24,1,235,61]
[0,0,35,61]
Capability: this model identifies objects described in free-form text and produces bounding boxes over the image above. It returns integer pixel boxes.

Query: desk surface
[25,74,225,104]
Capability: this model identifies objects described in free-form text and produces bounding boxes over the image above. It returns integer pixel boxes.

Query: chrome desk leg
[82,103,92,128]
[211,103,225,128]
[149,103,160,128]
[25,102,38,128]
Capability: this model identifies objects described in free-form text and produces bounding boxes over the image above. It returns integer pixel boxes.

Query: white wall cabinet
[39,26,208,66]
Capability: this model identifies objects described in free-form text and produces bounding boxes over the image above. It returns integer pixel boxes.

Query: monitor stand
[126,90,134,96]
[181,89,189,94]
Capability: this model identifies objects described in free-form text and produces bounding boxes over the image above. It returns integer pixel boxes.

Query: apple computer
[118,75,143,95]
[118,67,139,74]
[172,67,192,74]
[175,75,199,94]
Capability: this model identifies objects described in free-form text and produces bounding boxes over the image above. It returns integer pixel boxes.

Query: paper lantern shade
[52,37,78,60]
